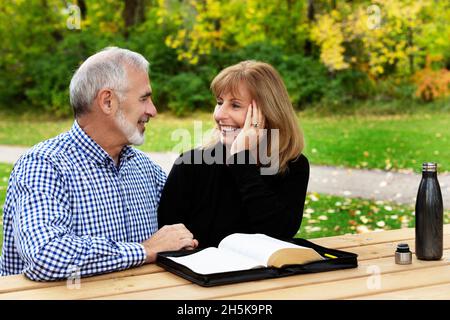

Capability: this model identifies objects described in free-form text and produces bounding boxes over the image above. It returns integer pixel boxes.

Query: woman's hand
[230,100,265,156]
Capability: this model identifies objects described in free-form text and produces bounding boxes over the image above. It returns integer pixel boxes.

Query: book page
[166,247,264,275]
[218,233,319,265]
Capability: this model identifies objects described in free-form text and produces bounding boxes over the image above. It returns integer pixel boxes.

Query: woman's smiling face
[213,82,252,145]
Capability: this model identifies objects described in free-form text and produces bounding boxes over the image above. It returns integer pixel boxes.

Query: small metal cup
[395,243,412,265]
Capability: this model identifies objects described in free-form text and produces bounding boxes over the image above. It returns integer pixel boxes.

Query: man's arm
[12,156,147,281]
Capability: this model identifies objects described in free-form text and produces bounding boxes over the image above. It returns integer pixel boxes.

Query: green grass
[298,192,450,239]
[301,113,450,173]
[0,163,13,248]
[0,110,449,172]
[0,111,215,152]
[139,112,215,152]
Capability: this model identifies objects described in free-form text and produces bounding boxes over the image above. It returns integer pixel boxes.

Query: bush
[164,72,213,116]
[23,31,115,117]
[1,17,446,117]
[415,68,450,101]
[215,43,331,108]
[413,56,450,102]
[278,54,330,108]
[321,69,376,107]
[369,77,415,102]
[227,42,285,67]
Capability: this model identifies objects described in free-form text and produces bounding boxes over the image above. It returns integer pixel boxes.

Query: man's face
[114,66,156,146]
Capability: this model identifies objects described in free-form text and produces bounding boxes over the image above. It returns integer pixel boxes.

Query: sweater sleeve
[157,152,193,227]
[227,151,310,239]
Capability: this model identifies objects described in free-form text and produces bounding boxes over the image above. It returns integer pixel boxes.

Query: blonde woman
[158,61,309,247]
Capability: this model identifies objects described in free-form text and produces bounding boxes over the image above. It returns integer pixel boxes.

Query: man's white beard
[115,105,145,146]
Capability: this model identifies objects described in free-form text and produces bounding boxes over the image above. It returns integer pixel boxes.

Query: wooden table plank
[0,227,417,294]
[220,265,450,300]
[0,270,189,300]
[343,234,450,260]
[0,225,448,300]
[350,282,450,300]
[93,250,450,300]
[312,224,450,249]
[0,264,163,294]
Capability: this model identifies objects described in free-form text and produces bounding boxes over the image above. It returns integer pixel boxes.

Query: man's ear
[96,88,115,115]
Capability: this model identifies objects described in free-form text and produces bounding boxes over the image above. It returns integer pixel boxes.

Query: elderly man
[0,47,198,281]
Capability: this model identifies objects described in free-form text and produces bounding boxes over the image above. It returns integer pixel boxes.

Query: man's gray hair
[69,47,149,117]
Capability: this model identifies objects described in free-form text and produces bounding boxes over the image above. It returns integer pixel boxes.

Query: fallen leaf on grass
[356,225,371,234]
[360,216,369,224]
[376,221,386,227]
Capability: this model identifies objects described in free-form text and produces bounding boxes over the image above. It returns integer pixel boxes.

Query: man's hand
[141,224,199,264]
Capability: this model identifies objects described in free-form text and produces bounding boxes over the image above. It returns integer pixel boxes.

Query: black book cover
[157,238,358,287]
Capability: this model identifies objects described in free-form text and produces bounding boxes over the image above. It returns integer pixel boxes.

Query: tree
[123,0,147,37]
[304,0,316,56]
[310,0,440,78]
[158,0,308,64]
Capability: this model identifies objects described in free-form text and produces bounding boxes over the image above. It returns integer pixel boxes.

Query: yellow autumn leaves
[310,0,434,76]
[310,12,349,72]
[158,0,449,84]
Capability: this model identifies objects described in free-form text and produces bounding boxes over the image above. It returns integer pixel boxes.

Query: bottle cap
[395,243,412,265]
[422,162,437,172]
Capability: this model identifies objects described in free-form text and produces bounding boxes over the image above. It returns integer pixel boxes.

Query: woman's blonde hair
[205,60,304,174]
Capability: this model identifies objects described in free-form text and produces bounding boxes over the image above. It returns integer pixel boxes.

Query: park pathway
[1,145,449,208]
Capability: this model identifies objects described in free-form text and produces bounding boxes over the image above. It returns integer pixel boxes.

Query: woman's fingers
[252,100,258,128]
[244,103,253,129]
[257,103,264,129]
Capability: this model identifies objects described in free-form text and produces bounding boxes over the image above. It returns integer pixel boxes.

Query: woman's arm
[227,152,310,239]
[157,152,194,227]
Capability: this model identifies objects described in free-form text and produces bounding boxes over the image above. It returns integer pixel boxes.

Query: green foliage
[323,69,376,106]
[373,77,416,101]
[279,54,331,107]
[164,72,212,115]
[0,0,449,115]
[0,0,124,116]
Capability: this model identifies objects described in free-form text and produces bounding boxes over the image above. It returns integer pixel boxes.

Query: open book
[166,233,325,275]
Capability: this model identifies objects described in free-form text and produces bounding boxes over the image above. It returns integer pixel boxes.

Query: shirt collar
[68,121,136,166]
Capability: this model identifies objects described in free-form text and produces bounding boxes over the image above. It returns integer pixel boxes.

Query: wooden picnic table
[0,224,449,300]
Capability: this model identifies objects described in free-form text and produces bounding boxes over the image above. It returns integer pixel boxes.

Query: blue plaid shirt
[0,121,166,280]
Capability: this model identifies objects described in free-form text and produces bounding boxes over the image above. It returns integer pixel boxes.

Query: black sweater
[157,144,310,248]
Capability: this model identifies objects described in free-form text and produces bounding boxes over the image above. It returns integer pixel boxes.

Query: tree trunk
[123,0,146,37]
[408,26,415,74]
[304,0,315,56]
[331,0,336,10]
[77,0,87,20]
